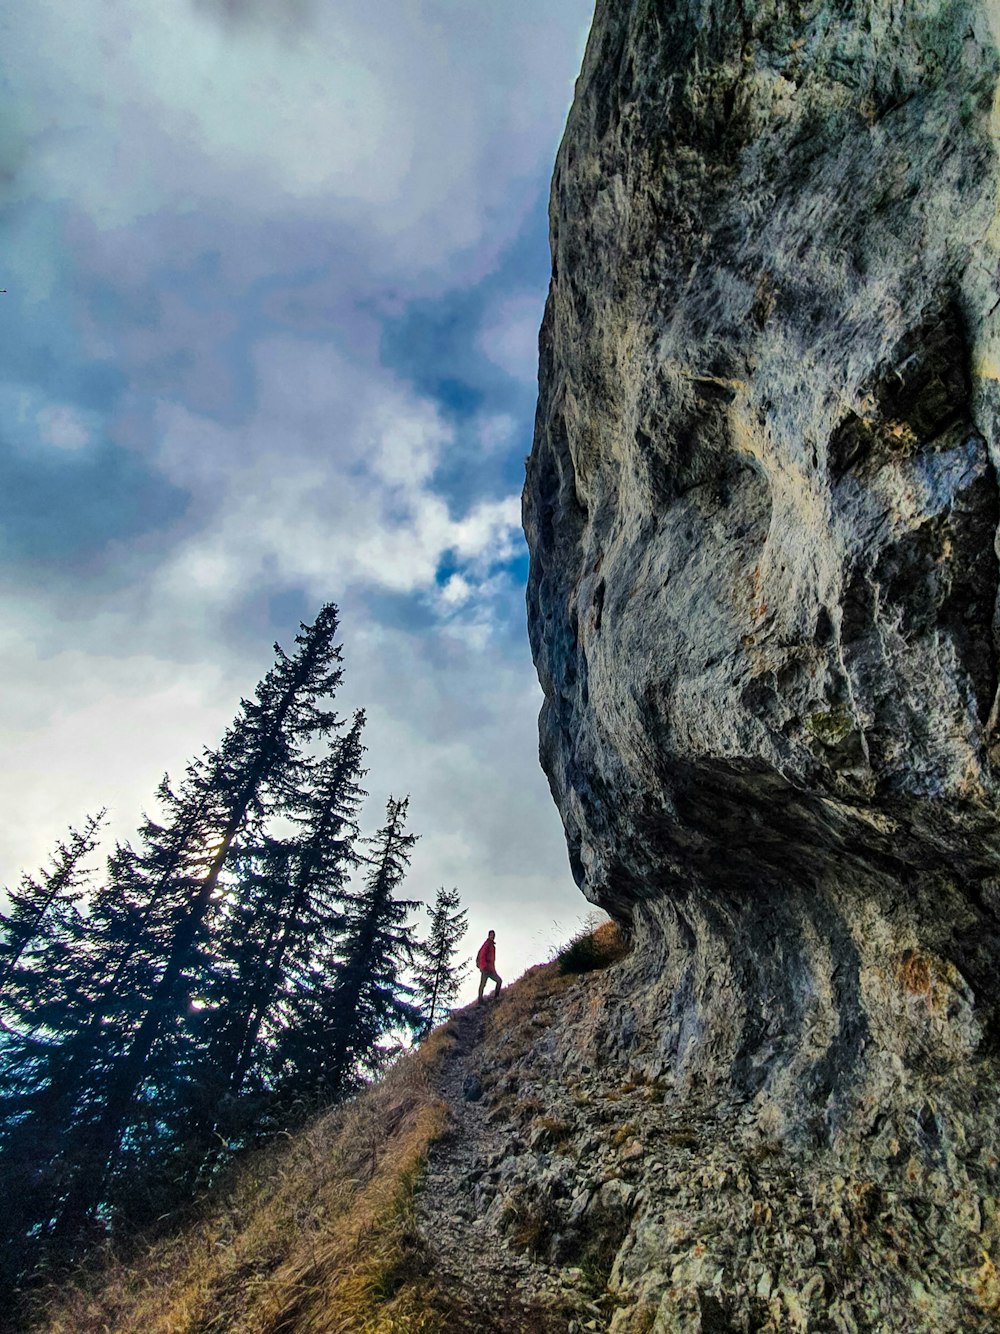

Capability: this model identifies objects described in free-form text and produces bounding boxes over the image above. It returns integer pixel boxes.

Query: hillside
[33,930,610,1334]
[35,921,1000,1332]
[30,2,1000,1329]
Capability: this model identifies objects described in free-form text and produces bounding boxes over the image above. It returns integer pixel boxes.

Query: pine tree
[0,815,106,1293]
[46,603,347,1238]
[226,709,368,1095]
[174,708,368,1167]
[413,886,468,1036]
[278,796,421,1101]
[0,811,105,1005]
[0,762,233,1268]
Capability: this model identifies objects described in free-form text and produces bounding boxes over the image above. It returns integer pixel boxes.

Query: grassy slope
[36,924,625,1334]
[38,1029,456,1334]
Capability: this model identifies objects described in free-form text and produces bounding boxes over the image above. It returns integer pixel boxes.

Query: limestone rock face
[524,0,1000,1148]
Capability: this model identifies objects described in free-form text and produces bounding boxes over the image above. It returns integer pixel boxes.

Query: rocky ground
[415,949,1000,1334]
[415,999,607,1332]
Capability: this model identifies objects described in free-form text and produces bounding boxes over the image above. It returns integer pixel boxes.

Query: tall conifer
[0,811,105,1006]
[278,795,421,1100]
[226,709,368,1095]
[0,814,107,1293]
[181,711,367,1158]
[49,604,346,1237]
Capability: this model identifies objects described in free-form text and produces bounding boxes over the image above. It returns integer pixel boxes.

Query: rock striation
[440,950,1000,1331]
[523,1,1000,1325]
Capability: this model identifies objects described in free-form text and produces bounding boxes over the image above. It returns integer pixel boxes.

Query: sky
[0,0,600,1003]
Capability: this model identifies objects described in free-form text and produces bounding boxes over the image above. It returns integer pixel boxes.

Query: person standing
[476,929,502,1003]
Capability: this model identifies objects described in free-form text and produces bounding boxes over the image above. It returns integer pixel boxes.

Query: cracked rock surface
[520,1,1000,1326]
[420,959,1000,1332]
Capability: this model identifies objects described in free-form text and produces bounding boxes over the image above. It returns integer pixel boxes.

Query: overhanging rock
[524,0,1000,1128]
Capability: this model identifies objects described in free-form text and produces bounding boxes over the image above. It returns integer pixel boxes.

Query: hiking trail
[415,1001,607,1333]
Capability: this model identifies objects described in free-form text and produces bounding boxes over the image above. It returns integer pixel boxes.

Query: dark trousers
[478,967,502,999]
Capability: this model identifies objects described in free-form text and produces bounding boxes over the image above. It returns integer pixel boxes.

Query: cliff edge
[523,0,1000,1325]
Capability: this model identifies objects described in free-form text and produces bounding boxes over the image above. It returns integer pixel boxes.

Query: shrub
[556,919,629,975]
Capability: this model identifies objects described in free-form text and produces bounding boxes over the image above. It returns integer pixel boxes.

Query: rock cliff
[456,947,1000,1331]
[523,0,1000,1325]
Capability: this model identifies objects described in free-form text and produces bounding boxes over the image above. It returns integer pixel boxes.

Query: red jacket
[477,938,495,971]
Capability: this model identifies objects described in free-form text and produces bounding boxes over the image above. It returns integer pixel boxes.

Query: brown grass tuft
[556,918,629,975]
[36,1027,461,1334]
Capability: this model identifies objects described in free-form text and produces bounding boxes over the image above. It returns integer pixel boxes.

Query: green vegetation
[0,604,466,1322]
[413,887,468,1038]
[803,705,855,747]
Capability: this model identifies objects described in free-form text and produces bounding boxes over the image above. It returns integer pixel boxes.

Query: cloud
[0,608,244,881]
[479,292,546,382]
[334,617,587,991]
[36,404,92,450]
[476,414,518,454]
[438,573,473,608]
[2,1,589,279]
[140,336,522,614]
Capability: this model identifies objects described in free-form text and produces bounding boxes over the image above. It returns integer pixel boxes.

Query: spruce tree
[278,795,421,1101]
[47,603,347,1238]
[175,709,368,1164]
[0,814,106,1294]
[224,709,368,1095]
[413,886,468,1036]
[0,811,105,1005]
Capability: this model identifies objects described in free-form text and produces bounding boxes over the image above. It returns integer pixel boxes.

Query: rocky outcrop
[523,2,1000,1324]
[442,951,1000,1332]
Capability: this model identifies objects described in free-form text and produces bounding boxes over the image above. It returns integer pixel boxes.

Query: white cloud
[477,413,518,454]
[3,1,592,279]
[448,495,522,566]
[147,336,522,609]
[36,404,92,450]
[0,383,99,455]
[334,621,588,993]
[0,618,245,883]
[439,573,472,607]
[479,292,546,381]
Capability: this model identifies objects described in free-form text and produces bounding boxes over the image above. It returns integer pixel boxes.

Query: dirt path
[414,1002,605,1333]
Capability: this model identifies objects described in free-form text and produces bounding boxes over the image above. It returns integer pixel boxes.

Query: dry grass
[555,919,629,975]
[36,1027,462,1334]
[33,926,630,1334]
[485,961,569,1045]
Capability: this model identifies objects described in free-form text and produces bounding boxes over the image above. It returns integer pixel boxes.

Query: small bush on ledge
[557,919,629,975]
